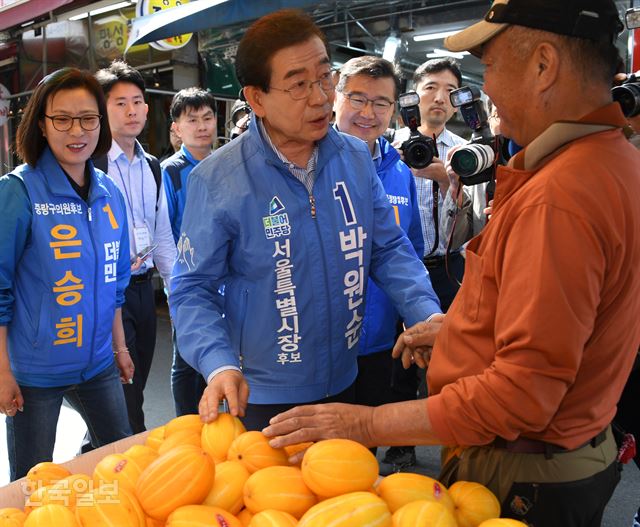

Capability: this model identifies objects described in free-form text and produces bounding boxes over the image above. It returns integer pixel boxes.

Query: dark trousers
[171,326,207,417]
[240,382,356,431]
[355,351,414,407]
[423,251,465,312]
[121,274,157,433]
[500,461,620,526]
[7,362,131,480]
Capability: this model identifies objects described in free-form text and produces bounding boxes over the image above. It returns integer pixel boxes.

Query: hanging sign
[136,0,193,51]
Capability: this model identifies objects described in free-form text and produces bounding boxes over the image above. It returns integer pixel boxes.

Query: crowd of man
[1,1,640,525]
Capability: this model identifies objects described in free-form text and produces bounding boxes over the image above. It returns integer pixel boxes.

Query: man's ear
[243,86,266,118]
[533,41,560,93]
[170,120,182,140]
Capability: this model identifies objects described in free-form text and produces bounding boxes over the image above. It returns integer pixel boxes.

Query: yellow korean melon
[203,460,250,514]
[124,445,160,472]
[135,444,215,520]
[201,413,247,463]
[166,504,242,527]
[478,520,528,527]
[298,491,391,527]
[164,414,204,438]
[449,481,501,527]
[56,474,93,511]
[0,508,27,527]
[157,429,202,455]
[283,442,313,464]
[377,472,454,513]
[227,431,289,473]
[238,508,254,526]
[24,504,79,527]
[301,438,378,497]
[243,466,317,519]
[144,426,166,451]
[24,474,91,513]
[75,484,145,526]
[248,509,298,527]
[392,499,457,527]
[93,453,142,494]
[145,516,165,527]
[25,462,71,494]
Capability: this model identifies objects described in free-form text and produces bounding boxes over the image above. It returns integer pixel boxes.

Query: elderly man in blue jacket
[170,9,442,430]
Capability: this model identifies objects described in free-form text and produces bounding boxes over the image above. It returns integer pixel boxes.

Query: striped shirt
[259,118,318,194]
[395,126,466,257]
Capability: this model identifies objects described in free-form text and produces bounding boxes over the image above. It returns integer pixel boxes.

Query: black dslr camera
[449,86,497,186]
[612,72,640,118]
[398,91,438,169]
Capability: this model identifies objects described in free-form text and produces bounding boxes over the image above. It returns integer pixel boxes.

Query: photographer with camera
[393,58,466,312]
[439,91,519,248]
[265,0,640,523]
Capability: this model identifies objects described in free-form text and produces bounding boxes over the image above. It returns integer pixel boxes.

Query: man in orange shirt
[264,1,640,524]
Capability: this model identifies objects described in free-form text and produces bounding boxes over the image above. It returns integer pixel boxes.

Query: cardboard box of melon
[0,430,149,508]
[0,413,525,527]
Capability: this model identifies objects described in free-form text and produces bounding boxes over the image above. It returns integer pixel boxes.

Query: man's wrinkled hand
[262,403,375,463]
[392,314,445,369]
[199,370,249,423]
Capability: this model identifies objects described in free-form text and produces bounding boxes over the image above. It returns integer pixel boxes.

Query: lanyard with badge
[116,157,152,254]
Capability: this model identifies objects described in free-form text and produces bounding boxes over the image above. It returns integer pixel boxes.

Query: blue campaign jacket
[161,145,199,244]
[358,137,426,356]
[170,117,441,404]
[0,147,131,387]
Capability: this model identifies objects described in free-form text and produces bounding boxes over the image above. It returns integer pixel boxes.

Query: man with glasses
[170,9,441,430]
[333,56,428,473]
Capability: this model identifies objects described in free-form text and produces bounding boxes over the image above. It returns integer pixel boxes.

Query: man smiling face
[334,74,396,153]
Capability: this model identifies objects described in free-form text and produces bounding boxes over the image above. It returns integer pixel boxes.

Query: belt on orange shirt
[492,429,607,459]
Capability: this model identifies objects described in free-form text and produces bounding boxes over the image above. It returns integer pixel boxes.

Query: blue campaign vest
[9,147,129,386]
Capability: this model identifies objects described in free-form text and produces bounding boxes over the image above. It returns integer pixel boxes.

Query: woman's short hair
[16,67,112,167]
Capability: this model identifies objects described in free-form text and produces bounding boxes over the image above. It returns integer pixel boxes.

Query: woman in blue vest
[0,68,133,480]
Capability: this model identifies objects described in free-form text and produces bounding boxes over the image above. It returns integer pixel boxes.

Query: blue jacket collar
[180,144,201,167]
[248,116,344,175]
[37,146,111,203]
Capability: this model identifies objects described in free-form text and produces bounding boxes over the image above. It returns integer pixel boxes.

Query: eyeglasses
[341,93,395,114]
[44,114,101,132]
[269,71,335,101]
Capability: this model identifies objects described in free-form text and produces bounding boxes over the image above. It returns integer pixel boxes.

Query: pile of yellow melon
[0,413,528,527]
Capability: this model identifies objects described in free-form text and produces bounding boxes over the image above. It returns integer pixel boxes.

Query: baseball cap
[445,0,624,56]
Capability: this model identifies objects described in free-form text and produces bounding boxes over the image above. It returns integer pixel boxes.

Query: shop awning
[0,0,74,32]
[125,0,320,52]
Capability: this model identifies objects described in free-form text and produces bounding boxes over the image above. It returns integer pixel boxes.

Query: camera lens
[451,144,495,177]
[402,137,433,168]
[612,83,640,118]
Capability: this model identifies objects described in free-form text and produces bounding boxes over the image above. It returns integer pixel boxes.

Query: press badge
[133,226,152,254]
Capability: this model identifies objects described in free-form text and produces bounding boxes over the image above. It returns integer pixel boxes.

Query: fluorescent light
[382,35,401,62]
[414,30,461,42]
[69,1,132,21]
[427,48,469,59]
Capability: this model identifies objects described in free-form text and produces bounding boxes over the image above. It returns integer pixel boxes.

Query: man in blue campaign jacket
[162,87,217,416]
[333,57,428,470]
[170,10,442,430]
